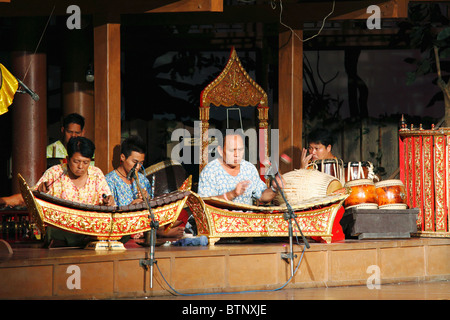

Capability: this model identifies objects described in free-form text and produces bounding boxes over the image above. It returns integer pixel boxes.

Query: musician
[0,137,112,208]
[105,135,152,206]
[37,137,114,247]
[0,114,91,208]
[300,128,337,169]
[46,113,85,162]
[37,137,113,204]
[105,135,185,240]
[198,130,283,206]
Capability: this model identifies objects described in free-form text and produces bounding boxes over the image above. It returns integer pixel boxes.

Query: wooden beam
[123,0,223,13]
[119,0,411,28]
[329,0,409,20]
[93,15,121,174]
[277,29,303,174]
[277,0,409,28]
[0,0,223,17]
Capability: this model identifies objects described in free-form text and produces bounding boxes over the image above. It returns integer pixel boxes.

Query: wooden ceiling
[0,0,411,22]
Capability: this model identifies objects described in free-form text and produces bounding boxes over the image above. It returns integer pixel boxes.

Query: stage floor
[0,237,449,299]
[148,280,450,300]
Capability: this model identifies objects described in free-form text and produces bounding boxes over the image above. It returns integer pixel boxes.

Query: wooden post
[278,29,303,173]
[63,25,95,142]
[11,17,47,192]
[93,15,121,174]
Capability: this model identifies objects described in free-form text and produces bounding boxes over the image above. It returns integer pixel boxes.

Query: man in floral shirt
[198,131,282,206]
[37,137,113,247]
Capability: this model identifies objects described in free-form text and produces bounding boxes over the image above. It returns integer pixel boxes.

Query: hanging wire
[272,0,336,43]
[147,211,309,298]
[22,4,56,82]
[153,241,306,297]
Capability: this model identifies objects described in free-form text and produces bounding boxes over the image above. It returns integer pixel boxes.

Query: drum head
[327,180,343,195]
[344,178,374,187]
[313,158,344,165]
[146,160,187,197]
[375,179,404,188]
[343,161,371,168]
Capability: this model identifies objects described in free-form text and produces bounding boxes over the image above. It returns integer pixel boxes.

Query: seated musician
[46,113,86,165]
[37,137,114,247]
[300,128,337,169]
[105,135,185,240]
[0,113,91,208]
[198,130,283,206]
[105,136,152,206]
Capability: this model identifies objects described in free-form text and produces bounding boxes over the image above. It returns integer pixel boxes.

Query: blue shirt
[198,159,267,205]
[105,170,153,207]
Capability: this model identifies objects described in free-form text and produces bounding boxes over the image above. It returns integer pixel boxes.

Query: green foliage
[403,3,450,86]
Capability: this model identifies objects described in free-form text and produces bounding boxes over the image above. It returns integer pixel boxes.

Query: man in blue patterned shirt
[105,135,152,206]
[198,131,282,205]
[105,135,185,239]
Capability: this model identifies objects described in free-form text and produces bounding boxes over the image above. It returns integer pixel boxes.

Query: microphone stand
[270,170,310,278]
[129,167,159,289]
[16,77,40,101]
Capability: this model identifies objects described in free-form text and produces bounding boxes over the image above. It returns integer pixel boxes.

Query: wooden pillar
[11,18,47,191]
[63,24,94,141]
[93,15,121,174]
[278,29,303,173]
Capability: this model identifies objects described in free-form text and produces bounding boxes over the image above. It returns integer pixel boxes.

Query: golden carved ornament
[18,174,189,240]
[185,188,350,245]
[200,47,268,110]
[198,47,270,173]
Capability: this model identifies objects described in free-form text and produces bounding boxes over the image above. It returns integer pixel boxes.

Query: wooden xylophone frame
[19,172,350,248]
[186,188,350,245]
[18,174,192,250]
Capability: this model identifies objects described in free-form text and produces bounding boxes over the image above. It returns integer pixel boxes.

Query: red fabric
[176,209,189,228]
[311,206,345,243]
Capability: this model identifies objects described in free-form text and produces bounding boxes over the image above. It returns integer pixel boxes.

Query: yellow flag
[0,63,19,115]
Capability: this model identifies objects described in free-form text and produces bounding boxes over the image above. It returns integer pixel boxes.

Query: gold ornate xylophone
[18,174,192,250]
[19,169,350,248]
[186,187,351,245]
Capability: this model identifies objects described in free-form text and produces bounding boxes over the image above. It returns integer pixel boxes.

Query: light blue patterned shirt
[198,159,267,205]
[105,170,153,207]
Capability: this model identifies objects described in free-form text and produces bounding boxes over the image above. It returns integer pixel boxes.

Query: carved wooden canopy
[200,47,268,110]
[199,47,269,173]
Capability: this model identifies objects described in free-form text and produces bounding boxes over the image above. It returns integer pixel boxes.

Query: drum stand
[130,169,159,289]
[273,176,310,277]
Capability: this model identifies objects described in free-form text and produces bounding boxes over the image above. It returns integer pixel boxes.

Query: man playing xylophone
[37,137,114,247]
[105,135,186,240]
[198,130,283,206]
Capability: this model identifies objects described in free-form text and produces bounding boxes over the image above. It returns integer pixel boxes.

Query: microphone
[16,77,40,101]
[127,162,139,180]
[280,153,292,165]
[262,159,277,178]
[262,153,292,178]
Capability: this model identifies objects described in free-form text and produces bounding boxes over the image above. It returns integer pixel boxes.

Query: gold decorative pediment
[200,47,268,109]
[198,47,269,172]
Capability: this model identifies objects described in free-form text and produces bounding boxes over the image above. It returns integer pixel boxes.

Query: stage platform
[0,237,449,299]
